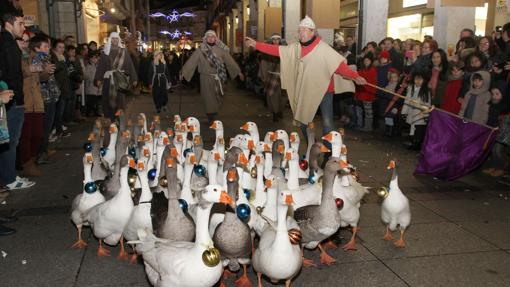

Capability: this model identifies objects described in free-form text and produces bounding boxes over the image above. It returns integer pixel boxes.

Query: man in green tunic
[181,30,243,123]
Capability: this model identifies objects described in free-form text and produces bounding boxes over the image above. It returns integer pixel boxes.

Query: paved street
[1,85,510,287]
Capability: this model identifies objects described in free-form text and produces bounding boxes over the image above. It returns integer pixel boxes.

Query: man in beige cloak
[246,16,366,136]
[181,30,243,123]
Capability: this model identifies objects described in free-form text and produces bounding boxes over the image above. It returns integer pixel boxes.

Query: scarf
[200,31,229,83]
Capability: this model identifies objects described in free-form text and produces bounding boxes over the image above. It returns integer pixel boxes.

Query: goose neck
[195,202,214,247]
[83,163,92,184]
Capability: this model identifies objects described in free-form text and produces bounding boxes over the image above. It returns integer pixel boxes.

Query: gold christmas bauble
[288,228,302,245]
[159,176,168,188]
[256,206,264,214]
[128,174,137,187]
[376,187,389,199]
[202,247,221,267]
[250,166,257,178]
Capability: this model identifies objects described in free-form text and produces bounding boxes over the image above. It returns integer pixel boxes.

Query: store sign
[23,15,36,26]
[403,0,427,8]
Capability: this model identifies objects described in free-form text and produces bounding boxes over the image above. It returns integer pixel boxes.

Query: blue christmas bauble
[301,155,306,161]
[148,168,157,180]
[84,182,97,194]
[100,147,107,157]
[83,142,93,152]
[243,188,251,201]
[308,175,316,184]
[178,199,188,213]
[236,203,251,220]
[128,147,137,158]
[280,167,286,176]
[183,148,192,158]
[193,164,206,177]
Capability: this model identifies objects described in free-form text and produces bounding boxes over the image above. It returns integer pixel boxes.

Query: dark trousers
[64,92,77,122]
[0,106,24,185]
[85,94,101,116]
[54,96,68,133]
[39,101,57,154]
[19,113,44,163]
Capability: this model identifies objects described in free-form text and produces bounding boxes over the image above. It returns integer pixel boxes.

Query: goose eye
[214,188,218,192]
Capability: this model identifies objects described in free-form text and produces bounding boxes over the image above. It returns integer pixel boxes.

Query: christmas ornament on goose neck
[148,168,157,181]
[183,148,192,158]
[299,159,308,171]
[178,199,188,213]
[335,198,344,209]
[83,142,92,153]
[236,203,251,221]
[128,147,137,158]
[376,187,389,199]
[202,247,220,267]
[243,189,251,201]
[84,182,97,194]
[100,147,107,157]
[159,176,168,188]
[193,164,206,177]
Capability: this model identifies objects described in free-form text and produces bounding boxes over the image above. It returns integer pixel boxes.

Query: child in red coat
[355,53,377,131]
[441,61,464,113]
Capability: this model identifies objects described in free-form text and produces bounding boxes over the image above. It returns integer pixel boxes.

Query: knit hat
[379,50,390,60]
[299,15,316,29]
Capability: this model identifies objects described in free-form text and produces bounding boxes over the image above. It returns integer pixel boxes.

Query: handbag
[112,49,130,92]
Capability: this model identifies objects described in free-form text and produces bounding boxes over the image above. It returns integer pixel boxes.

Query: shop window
[403,0,427,8]
[475,2,488,36]
[387,14,422,40]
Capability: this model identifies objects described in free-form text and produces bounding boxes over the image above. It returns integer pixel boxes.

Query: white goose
[70,152,106,249]
[274,129,289,168]
[124,157,153,263]
[241,121,260,144]
[252,191,302,287]
[85,155,135,259]
[130,185,233,287]
[151,131,169,188]
[180,152,198,206]
[382,160,411,248]
[101,123,118,172]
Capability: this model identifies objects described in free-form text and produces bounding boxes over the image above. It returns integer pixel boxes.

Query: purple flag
[414,110,498,181]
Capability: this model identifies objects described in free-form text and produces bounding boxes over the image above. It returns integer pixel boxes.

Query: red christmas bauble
[335,198,344,209]
[299,160,308,171]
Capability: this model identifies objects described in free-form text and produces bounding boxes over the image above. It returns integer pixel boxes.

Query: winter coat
[83,62,101,96]
[0,31,23,108]
[402,85,431,129]
[355,67,377,102]
[442,78,463,114]
[21,53,44,113]
[459,71,491,125]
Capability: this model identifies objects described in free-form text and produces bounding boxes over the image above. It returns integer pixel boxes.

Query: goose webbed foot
[97,240,111,257]
[318,244,336,265]
[383,226,393,241]
[234,265,253,287]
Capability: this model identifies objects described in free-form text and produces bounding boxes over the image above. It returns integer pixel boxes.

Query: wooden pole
[363,82,498,131]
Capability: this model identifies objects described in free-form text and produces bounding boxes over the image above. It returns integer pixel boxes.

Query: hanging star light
[149,9,196,23]
[159,29,191,39]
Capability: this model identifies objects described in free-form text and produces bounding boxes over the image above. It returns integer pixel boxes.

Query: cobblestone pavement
[1,85,510,287]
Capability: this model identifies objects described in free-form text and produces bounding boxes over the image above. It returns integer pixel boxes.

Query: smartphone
[405,50,414,59]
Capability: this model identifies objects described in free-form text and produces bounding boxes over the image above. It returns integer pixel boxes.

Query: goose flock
[71,110,412,287]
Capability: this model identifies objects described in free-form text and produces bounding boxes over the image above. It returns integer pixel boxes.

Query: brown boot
[47,149,57,157]
[22,159,43,177]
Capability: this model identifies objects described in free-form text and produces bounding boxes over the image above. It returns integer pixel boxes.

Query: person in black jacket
[51,39,71,137]
[0,7,37,196]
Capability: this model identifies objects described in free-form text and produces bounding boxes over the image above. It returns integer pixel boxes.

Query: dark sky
[149,0,204,10]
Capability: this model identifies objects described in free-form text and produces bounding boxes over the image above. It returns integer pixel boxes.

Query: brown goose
[213,168,252,287]
[294,157,343,267]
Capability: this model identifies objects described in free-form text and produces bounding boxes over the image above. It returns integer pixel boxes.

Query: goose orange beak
[227,169,237,181]
[128,158,136,168]
[114,109,123,116]
[263,144,271,152]
[255,155,261,164]
[144,134,152,141]
[137,161,145,170]
[86,153,93,164]
[210,121,217,129]
[122,131,130,138]
[241,123,249,131]
[285,152,292,161]
[290,134,296,142]
[219,191,233,205]
[170,147,178,157]
[341,146,348,155]
[87,133,96,141]
[214,152,221,161]
[270,132,277,141]
[322,133,333,142]
[143,148,150,157]
[247,140,255,151]
[238,153,248,166]
[109,126,116,134]
[320,145,331,153]
[176,134,183,142]
[388,160,396,169]
[340,160,350,169]
[190,154,197,165]
[285,194,294,205]
[166,158,174,168]
[137,135,144,142]
[277,144,285,154]
[163,136,170,145]
[265,179,272,188]
[166,128,174,137]
[188,125,195,132]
